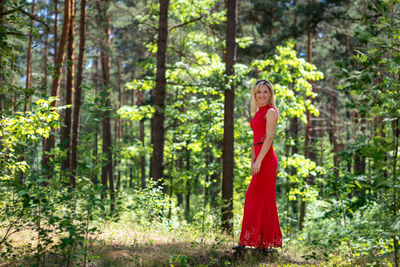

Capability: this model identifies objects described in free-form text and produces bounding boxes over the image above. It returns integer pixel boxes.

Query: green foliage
[0,98,109,265]
[251,41,324,122]
[127,179,171,224]
[0,98,59,180]
[297,199,397,265]
[2,0,400,265]
[117,105,155,121]
[280,153,326,202]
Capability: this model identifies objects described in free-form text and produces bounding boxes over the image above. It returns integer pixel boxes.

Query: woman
[233,79,282,252]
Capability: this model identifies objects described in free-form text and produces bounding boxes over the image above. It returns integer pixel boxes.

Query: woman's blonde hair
[250,80,277,116]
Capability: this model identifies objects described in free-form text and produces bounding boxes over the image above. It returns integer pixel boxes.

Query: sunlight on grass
[1,213,376,266]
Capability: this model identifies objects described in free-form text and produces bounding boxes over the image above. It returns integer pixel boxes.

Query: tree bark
[151,0,169,185]
[185,148,191,221]
[299,11,314,231]
[289,0,299,219]
[96,0,114,212]
[54,0,58,65]
[91,56,100,185]
[139,89,146,189]
[42,0,70,172]
[392,118,399,267]
[293,0,298,51]
[71,0,86,177]
[0,0,4,112]
[50,0,70,106]
[114,56,122,190]
[331,89,340,180]
[25,0,35,112]
[43,2,49,88]
[60,0,75,186]
[221,0,237,234]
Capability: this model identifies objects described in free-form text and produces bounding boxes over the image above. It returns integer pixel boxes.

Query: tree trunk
[381,119,388,178]
[54,0,58,65]
[331,89,340,181]
[293,0,298,51]
[91,55,100,185]
[392,118,399,267]
[210,149,221,207]
[114,56,122,190]
[185,148,191,221]
[299,14,314,231]
[221,0,237,234]
[25,0,35,112]
[139,89,146,188]
[50,0,70,104]
[0,1,4,111]
[96,0,114,212]
[204,145,210,208]
[129,166,133,188]
[117,170,121,192]
[43,2,49,88]
[42,0,70,172]
[60,0,75,187]
[151,0,169,185]
[289,0,299,221]
[71,0,86,177]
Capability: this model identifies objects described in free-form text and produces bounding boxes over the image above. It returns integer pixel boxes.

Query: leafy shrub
[127,178,171,224]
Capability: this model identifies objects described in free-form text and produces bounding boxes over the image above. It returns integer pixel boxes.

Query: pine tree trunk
[331,89,340,181]
[54,0,58,65]
[91,56,100,185]
[289,0,299,218]
[392,118,399,267]
[210,148,221,207]
[185,148,191,221]
[17,0,36,185]
[293,0,298,51]
[25,0,35,112]
[97,1,115,212]
[0,0,4,112]
[71,0,86,176]
[60,0,75,187]
[381,119,388,178]
[221,0,237,234]
[139,89,146,189]
[42,0,70,173]
[204,145,210,208]
[151,0,169,185]
[43,2,49,88]
[114,56,122,190]
[299,15,313,231]
[96,0,115,212]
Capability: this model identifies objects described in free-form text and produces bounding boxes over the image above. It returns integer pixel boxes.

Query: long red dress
[238,104,282,249]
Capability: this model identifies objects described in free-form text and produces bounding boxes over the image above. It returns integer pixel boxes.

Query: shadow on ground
[88,241,315,267]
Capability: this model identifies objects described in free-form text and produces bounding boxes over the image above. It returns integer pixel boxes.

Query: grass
[86,218,318,267]
[1,212,323,267]
[6,210,394,266]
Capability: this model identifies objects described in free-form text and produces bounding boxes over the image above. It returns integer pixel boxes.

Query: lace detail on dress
[240,227,282,249]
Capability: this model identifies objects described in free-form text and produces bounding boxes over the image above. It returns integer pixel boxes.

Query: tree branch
[6,31,26,36]
[169,17,202,32]
[3,7,49,32]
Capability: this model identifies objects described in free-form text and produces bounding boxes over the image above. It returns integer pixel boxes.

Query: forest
[0,0,399,266]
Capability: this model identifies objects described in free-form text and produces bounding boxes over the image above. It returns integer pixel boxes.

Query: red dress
[238,104,282,249]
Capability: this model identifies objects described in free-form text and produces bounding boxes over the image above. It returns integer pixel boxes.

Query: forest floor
[1,215,328,267]
[87,221,319,267]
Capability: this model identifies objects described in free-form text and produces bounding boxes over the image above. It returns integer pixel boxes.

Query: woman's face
[255,84,271,107]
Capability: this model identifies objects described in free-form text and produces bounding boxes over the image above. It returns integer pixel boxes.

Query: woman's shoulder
[265,106,279,121]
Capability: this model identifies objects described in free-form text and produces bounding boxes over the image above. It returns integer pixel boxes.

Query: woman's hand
[251,160,261,175]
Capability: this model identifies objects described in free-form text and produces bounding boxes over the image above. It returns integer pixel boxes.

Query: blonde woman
[233,79,282,253]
